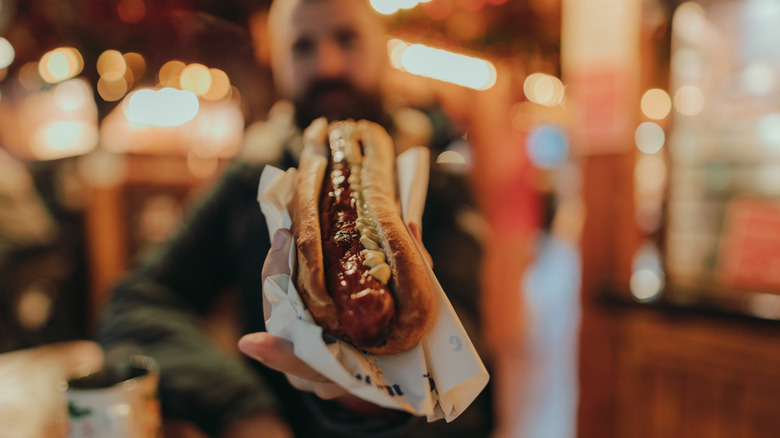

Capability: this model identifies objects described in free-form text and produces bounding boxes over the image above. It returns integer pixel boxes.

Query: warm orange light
[387,39,408,69]
[158,60,186,88]
[179,63,211,96]
[97,49,127,77]
[641,88,672,120]
[202,68,231,101]
[124,52,146,83]
[523,73,565,106]
[54,79,90,112]
[30,120,99,160]
[39,47,83,83]
[97,71,128,102]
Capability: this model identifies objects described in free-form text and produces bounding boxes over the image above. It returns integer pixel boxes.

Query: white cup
[66,355,162,438]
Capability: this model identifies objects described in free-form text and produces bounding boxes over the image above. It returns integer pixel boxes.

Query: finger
[407,222,433,267]
[238,333,331,383]
[262,229,293,281]
[286,375,348,400]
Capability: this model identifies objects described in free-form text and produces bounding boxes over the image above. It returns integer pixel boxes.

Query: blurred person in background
[98,0,492,437]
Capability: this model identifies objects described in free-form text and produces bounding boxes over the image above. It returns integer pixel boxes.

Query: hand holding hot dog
[240,228,397,411]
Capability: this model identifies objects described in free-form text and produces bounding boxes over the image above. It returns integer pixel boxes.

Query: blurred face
[270,0,389,128]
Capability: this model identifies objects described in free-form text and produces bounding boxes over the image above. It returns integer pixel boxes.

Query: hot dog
[291,118,434,354]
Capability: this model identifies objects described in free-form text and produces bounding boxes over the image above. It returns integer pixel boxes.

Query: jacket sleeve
[97,164,279,436]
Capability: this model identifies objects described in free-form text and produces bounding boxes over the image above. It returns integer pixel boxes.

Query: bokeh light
[19,62,45,90]
[53,78,90,112]
[635,154,667,196]
[640,88,672,120]
[117,0,146,23]
[437,139,473,174]
[523,73,565,106]
[757,113,780,153]
[16,284,54,331]
[740,62,776,95]
[39,47,83,83]
[673,85,705,116]
[370,0,428,15]
[636,199,663,234]
[202,68,231,101]
[630,268,665,302]
[97,49,127,77]
[387,39,408,69]
[526,124,569,169]
[634,122,666,154]
[30,120,99,160]
[397,43,497,90]
[672,1,708,45]
[180,63,211,96]
[97,71,128,102]
[123,88,199,126]
[746,293,780,320]
[0,37,14,69]
[159,60,186,88]
[437,150,467,164]
[123,52,146,82]
[630,242,665,302]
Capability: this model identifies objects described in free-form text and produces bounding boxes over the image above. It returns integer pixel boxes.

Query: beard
[293,78,388,130]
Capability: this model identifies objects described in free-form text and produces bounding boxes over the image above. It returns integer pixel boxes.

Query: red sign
[565,67,636,155]
[718,198,780,294]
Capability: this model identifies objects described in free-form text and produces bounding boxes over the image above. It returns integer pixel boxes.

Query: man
[98,0,490,436]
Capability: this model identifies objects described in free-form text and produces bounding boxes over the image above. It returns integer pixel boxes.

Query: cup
[66,354,162,438]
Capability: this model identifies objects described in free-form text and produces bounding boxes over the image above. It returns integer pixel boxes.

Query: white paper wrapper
[257,147,489,422]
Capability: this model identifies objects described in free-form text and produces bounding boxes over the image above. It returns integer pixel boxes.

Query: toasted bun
[291,118,434,354]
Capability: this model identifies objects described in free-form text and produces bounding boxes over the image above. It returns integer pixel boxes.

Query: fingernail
[271,230,288,250]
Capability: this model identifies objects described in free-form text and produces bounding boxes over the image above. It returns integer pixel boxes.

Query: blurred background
[2,0,780,437]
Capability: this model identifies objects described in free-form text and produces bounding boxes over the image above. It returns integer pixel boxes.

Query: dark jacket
[98,145,492,437]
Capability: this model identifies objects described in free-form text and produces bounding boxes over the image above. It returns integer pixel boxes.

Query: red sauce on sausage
[319,147,395,348]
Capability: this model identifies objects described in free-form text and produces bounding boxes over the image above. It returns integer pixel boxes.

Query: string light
[123,88,199,127]
[0,37,14,69]
[392,41,497,90]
